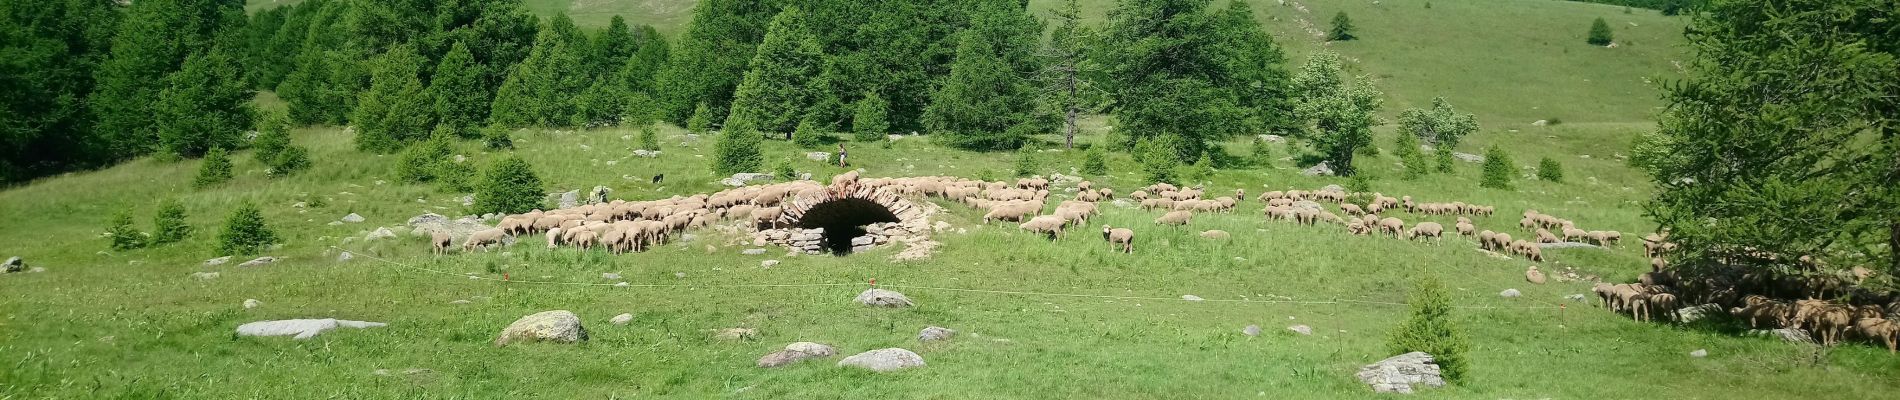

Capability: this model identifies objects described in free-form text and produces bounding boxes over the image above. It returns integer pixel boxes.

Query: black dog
[651,174,665,184]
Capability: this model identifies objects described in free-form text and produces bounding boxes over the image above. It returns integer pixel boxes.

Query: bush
[150,199,192,245]
[638,126,660,151]
[791,117,827,148]
[192,147,234,189]
[1251,138,1273,168]
[215,202,278,256]
[474,156,545,215]
[1587,17,1614,46]
[1181,152,1214,182]
[1348,173,1374,193]
[273,145,313,176]
[1135,139,1179,184]
[1537,157,1565,182]
[1081,147,1108,175]
[712,127,764,175]
[437,159,477,193]
[396,139,452,183]
[773,159,797,181]
[1014,148,1039,177]
[482,124,514,150]
[1329,11,1356,41]
[1479,145,1514,189]
[686,102,713,134]
[1396,132,1430,180]
[106,210,146,250]
[252,111,292,165]
[1434,149,1455,172]
[1387,276,1470,384]
[852,92,890,142]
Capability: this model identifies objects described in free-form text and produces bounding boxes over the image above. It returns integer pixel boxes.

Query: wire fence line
[337,246,1568,311]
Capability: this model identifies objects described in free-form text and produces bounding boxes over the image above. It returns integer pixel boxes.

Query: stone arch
[764,186,932,255]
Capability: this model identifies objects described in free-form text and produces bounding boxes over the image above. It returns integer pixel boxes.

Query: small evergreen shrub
[482,124,514,150]
[1251,138,1274,168]
[1479,145,1515,189]
[150,199,192,245]
[396,139,452,183]
[252,111,292,165]
[852,92,890,142]
[1587,17,1614,46]
[773,159,797,181]
[1434,149,1455,172]
[192,147,234,189]
[216,202,278,256]
[106,210,147,250]
[1136,139,1179,184]
[686,102,713,134]
[268,145,312,176]
[1081,147,1108,175]
[712,127,764,175]
[474,156,545,215]
[1014,148,1039,177]
[1537,157,1565,182]
[437,159,477,193]
[638,126,660,151]
[1181,152,1214,182]
[791,118,826,148]
[1348,173,1374,193]
[1387,276,1470,384]
[1329,11,1356,41]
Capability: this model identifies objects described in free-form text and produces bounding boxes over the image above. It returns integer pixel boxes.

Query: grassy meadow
[7,0,1897,398]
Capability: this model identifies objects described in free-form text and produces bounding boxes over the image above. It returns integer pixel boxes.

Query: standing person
[837,143,849,168]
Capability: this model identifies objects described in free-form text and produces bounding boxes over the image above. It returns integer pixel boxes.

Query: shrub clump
[106,210,147,250]
[1014,148,1039,177]
[1387,276,1470,384]
[474,156,545,215]
[150,199,192,245]
[712,127,764,175]
[1479,145,1515,190]
[638,126,660,151]
[1081,146,1108,176]
[1587,17,1614,46]
[192,147,234,189]
[1537,156,1565,182]
[216,202,278,256]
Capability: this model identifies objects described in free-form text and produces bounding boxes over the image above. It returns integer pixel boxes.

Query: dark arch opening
[796,198,901,255]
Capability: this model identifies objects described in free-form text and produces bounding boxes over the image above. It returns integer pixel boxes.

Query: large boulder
[721,173,774,187]
[1301,162,1334,177]
[1748,328,1816,344]
[1675,304,1723,324]
[495,310,589,346]
[758,342,838,368]
[837,348,925,372]
[237,319,387,340]
[406,213,491,242]
[854,288,914,308]
[1356,352,1446,394]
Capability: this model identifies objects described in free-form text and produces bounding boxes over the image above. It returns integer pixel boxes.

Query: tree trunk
[1890,220,1899,277]
[1064,61,1078,150]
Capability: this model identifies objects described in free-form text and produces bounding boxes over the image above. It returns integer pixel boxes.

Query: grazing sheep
[1525,266,1547,284]
[1855,318,1898,353]
[1155,211,1193,227]
[1455,221,1475,237]
[1593,283,1616,309]
[432,232,453,254]
[1099,188,1115,199]
[1199,230,1230,240]
[1131,190,1150,201]
[1478,230,1498,250]
[983,202,1040,224]
[1648,293,1680,321]
[1407,222,1444,242]
[1535,228,1560,244]
[1340,203,1365,216]
[1019,215,1068,240]
[1627,293,1652,322]
[1377,217,1404,239]
[1346,220,1372,235]
[463,228,508,252]
[1522,243,1544,262]
[1102,225,1135,254]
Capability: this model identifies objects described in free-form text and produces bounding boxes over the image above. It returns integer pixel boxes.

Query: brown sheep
[1346,220,1372,235]
[1854,318,1897,353]
[1455,221,1476,237]
[463,228,508,252]
[432,232,453,254]
[1199,230,1231,240]
[1340,203,1365,216]
[1478,230,1498,250]
[1156,211,1193,227]
[1102,225,1135,253]
[1525,266,1547,284]
[1131,190,1150,201]
[1648,293,1679,321]
[1522,243,1545,262]
[1019,215,1067,241]
[1407,222,1444,242]
[1377,217,1404,239]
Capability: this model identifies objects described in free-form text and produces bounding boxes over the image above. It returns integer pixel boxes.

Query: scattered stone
[238,257,278,267]
[918,326,956,342]
[1564,294,1587,303]
[340,213,365,223]
[837,348,926,372]
[1499,289,1522,298]
[714,327,759,341]
[1357,352,1446,394]
[1452,152,1483,163]
[632,149,661,158]
[204,256,232,266]
[758,342,838,368]
[1748,328,1815,344]
[1242,325,1262,336]
[1287,325,1313,335]
[1181,294,1206,301]
[365,227,397,241]
[1301,162,1335,176]
[587,186,613,203]
[806,152,831,162]
[191,271,220,280]
[243,299,261,309]
[615,282,630,287]
[741,248,767,255]
[610,313,634,326]
[236,319,387,340]
[721,173,774,187]
[494,310,589,346]
[673,272,687,279]
[1675,304,1723,324]
[602,272,622,281]
[26,267,44,273]
[1258,134,1285,143]
[761,260,780,268]
[336,252,354,262]
[1532,119,1549,126]
[854,288,915,308]
[1689,349,1708,358]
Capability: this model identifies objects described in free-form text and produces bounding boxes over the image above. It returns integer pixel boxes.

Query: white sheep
[1102,225,1135,254]
[1155,210,1192,226]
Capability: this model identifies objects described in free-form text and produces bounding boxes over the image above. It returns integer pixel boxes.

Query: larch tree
[724,6,827,138]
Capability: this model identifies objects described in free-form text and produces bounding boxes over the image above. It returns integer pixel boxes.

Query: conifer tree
[216,202,278,256]
[1329,11,1356,41]
[106,210,146,251]
[1587,17,1614,46]
[474,155,545,214]
[1538,157,1565,183]
[151,199,193,245]
[712,127,764,175]
[252,110,293,165]
[154,46,255,158]
[1100,0,1250,161]
[852,92,891,142]
[92,0,245,160]
[686,102,714,134]
[489,22,587,127]
[1480,144,1515,189]
[653,0,780,124]
[192,147,234,189]
[0,0,120,183]
[353,44,433,153]
[1214,0,1297,135]
[924,0,1045,151]
[638,126,660,151]
[430,41,489,137]
[1082,146,1109,175]
[589,15,637,77]
[619,25,670,93]
[725,6,827,136]
[1387,276,1470,383]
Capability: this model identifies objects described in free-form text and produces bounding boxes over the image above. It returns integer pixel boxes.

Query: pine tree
[430,41,490,137]
[1182,152,1214,182]
[489,17,588,127]
[482,123,514,150]
[1100,0,1250,162]
[791,116,828,148]
[1251,137,1274,168]
[251,110,293,165]
[1081,146,1109,175]
[711,127,764,175]
[588,15,637,78]
[151,199,192,245]
[1387,276,1470,384]
[1014,148,1039,177]
[1479,144,1514,189]
[106,210,146,251]
[1397,132,1431,180]
[1329,11,1356,41]
[638,125,660,151]
[685,102,713,134]
[852,91,891,142]
[216,202,278,256]
[353,44,433,153]
[397,136,453,183]
[1039,0,1094,149]
[1587,17,1614,46]
[652,0,780,125]
[474,155,545,214]
[923,0,1044,151]
[267,144,311,176]
[91,0,244,161]
[618,25,670,93]
[725,7,827,136]
[154,45,255,158]
[0,0,120,183]
[1537,157,1565,183]
[573,80,626,127]
[1136,138,1180,184]
[1215,0,1297,135]
[193,147,234,189]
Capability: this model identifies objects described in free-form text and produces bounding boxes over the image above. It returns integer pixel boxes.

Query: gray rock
[448,299,472,305]
[336,252,354,262]
[1689,349,1708,358]
[610,313,633,326]
[365,227,397,241]
[204,256,232,266]
[1301,162,1334,176]
[588,186,613,204]
[1355,352,1446,394]
[1675,303,1722,323]
[837,348,926,372]
[1453,152,1483,163]
[495,310,589,346]
[1500,289,1522,298]
[602,272,622,281]
[236,319,387,340]
[742,248,767,255]
[918,326,956,342]
[759,342,838,368]
[191,271,220,280]
[1287,325,1313,335]
[1748,328,1815,344]
[243,299,261,309]
[237,257,278,267]
[722,173,774,187]
[26,267,42,273]
[806,152,831,162]
[406,213,489,242]
[2,256,22,273]
[855,288,914,308]
[1258,134,1285,143]
[1242,325,1262,336]
[1532,119,1549,126]
[340,213,365,223]
[1181,294,1206,301]
[713,328,759,341]
[1564,294,1587,302]
[632,149,661,158]
[761,260,780,268]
